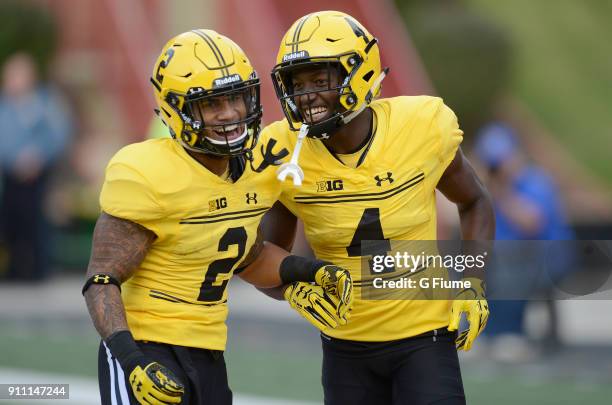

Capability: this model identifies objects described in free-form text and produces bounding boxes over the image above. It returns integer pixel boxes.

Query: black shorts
[321,328,465,405]
[98,340,232,405]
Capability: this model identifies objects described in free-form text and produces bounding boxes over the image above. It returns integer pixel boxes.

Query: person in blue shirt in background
[0,52,73,282]
[474,123,574,362]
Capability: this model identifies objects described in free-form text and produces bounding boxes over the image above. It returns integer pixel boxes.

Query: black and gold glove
[106,331,184,404]
[279,256,354,323]
[284,282,346,331]
[448,278,489,351]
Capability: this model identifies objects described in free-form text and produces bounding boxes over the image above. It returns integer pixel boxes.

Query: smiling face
[290,64,344,124]
[188,91,248,144]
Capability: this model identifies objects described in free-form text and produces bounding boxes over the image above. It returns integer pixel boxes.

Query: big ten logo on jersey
[317,179,344,192]
[209,197,228,212]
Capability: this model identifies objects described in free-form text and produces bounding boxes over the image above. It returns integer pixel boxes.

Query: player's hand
[284,282,346,331]
[314,265,353,322]
[448,278,489,351]
[127,358,184,405]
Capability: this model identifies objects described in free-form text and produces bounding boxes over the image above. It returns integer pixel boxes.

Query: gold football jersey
[100,138,279,350]
[259,96,463,342]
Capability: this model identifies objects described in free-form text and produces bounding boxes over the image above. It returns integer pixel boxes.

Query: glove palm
[448,279,489,351]
[314,265,353,321]
[128,359,184,405]
[285,282,344,331]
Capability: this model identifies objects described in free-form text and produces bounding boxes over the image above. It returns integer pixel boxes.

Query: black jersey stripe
[180,209,269,224]
[294,173,424,204]
[150,290,227,306]
[181,206,269,221]
[294,176,423,205]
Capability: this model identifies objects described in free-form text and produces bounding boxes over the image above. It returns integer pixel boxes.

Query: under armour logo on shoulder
[94,275,110,284]
[374,172,394,186]
[246,193,258,204]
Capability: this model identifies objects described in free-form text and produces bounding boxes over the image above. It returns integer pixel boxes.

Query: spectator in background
[0,52,73,281]
[474,123,574,361]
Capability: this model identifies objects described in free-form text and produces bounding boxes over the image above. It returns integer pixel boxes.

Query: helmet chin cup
[304,115,343,140]
[277,124,309,186]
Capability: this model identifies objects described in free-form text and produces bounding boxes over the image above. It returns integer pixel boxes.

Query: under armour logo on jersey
[246,193,258,204]
[93,275,110,284]
[374,172,394,186]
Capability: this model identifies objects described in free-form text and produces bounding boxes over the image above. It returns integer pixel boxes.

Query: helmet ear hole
[362,70,374,82]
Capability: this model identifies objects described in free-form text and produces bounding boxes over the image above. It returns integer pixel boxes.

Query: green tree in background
[395,0,513,141]
[0,1,58,77]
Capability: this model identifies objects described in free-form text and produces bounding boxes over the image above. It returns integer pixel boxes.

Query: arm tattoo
[84,212,156,339]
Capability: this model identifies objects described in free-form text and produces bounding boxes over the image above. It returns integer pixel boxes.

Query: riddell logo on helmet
[282,51,309,62]
[213,74,241,88]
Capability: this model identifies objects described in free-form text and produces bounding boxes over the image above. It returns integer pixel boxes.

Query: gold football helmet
[271,11,387,139]
[151,30,262,155]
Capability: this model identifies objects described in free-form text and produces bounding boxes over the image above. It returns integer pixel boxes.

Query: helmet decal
[150,30,262,156]
[271,11,387,139]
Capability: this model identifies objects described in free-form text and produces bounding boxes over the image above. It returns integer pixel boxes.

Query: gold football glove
[105,331,184,405]
[285,282,346,331]
[314,265,354,322]
[128,361,184,405]
[448,278,489,351]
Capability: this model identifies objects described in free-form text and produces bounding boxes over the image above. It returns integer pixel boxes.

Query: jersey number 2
[346,208,393,274]
[198,227,247,302]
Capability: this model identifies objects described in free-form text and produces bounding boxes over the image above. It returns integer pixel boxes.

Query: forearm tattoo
[84,212,156,339]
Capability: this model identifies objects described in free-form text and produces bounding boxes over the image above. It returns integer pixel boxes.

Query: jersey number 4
[346,208,394,274]
[198,227,247,302]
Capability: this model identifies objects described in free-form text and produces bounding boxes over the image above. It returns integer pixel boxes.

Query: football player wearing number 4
[258,11,495,405]
[83,30,353,405]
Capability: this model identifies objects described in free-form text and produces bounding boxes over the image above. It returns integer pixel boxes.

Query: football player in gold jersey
[83,30,353,405]
[258,11,495,405]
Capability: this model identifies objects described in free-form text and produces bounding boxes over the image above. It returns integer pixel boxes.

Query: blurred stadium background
[1,0,611,404]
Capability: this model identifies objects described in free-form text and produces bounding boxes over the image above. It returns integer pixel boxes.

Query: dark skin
[292,65,373,154]
[259,66,495,299]
[84,95,291,340]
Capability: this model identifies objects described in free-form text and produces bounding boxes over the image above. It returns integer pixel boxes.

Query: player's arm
[83,212,183,404]
[256,201,299,300]
[436,147,494,351]
[261,201,298,251]
[436,147,495,241]
[237,221,352,330]
[84,212,154,339]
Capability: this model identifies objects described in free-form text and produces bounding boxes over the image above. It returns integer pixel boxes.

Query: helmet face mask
[179,81,261,156]
[273,61,349,136]
[271,11,385,139]
[151,30,262,156]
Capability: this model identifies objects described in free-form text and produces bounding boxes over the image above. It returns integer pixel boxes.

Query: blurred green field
[1,319,611,404]
[467,0,612,181]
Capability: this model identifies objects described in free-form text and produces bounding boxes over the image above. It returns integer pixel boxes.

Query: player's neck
[322,108,372,154]
[186,149,230,177]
